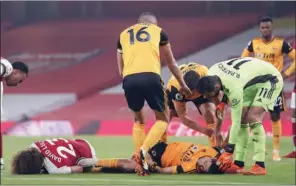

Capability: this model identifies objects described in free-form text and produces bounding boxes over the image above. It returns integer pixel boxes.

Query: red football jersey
[31,138,96,174]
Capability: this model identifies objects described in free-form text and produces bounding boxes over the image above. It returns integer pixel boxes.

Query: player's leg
[122,74,146,151]
[197,101,217,146]
[135,73,169,175]
[269,91,285,161]
[283,91,296,158]
[243,76,283,175]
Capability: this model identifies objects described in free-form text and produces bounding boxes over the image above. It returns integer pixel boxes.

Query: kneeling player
[11,138,97,174]
[84,141,226,174]
[165,63,222,146]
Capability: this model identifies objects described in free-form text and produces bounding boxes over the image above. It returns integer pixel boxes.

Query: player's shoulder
[274,36,285,41]
[167,78,179,90]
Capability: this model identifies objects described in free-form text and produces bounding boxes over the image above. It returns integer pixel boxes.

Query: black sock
[225,144,235,153]
[255,161,265,168]
[234,160,244,168]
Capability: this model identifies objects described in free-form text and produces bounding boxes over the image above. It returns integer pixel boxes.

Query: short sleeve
[170,86,184,102]
[246,41,254,52]
[159,30,169,46]
[281,41,293,54]
[117,39,123,54]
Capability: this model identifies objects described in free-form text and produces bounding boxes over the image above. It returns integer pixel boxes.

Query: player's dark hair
[12,61,29,75]
[183,70,200,90]
[11,148,44,174]
[207,160,224,174]
[196,76,220,94]
[138,12,157,23]
[259,16,273,23]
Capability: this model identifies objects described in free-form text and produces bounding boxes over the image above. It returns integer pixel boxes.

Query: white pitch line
[2,177,274,185]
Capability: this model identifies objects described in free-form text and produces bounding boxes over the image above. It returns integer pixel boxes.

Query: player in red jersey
[283,83,296,158]
[11,138,97,174]
[1,57,29,170]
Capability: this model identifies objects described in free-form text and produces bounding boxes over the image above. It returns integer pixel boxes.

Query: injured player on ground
[11,138,97,174]
[80,141,230,175]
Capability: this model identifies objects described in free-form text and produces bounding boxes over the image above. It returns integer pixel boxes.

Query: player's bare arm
[173,101,213,137]
[282,41,295,78]
[117,39,124,77]
[160,34,191,97]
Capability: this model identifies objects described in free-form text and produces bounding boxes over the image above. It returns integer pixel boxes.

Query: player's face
[196,157,215,173]
[260,22,273,39]
[203,83,222,105]
[5,70,27,87]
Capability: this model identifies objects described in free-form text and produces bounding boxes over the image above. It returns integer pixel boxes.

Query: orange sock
[97,159,119,168]
[133,123,146,150]
[272,120,281,151]
[141,120,168,153]
[207,123,216,146]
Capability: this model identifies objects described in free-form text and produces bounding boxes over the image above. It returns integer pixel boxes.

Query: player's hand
[179,85,192,97]
[216,152,233,172]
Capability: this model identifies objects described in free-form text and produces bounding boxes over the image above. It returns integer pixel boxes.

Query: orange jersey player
[83,141,226,174]
[241,16,295,161]
[117,12,191,176]
[165,63,223,146]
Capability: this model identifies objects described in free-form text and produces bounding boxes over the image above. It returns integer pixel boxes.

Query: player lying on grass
[11,138,97,174]
[80,141,228,175]
[196,57,283,175]
[164,62,225,146]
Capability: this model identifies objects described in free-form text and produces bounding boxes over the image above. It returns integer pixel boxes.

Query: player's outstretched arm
[173,101,212,136]
[284,48,295,77]
[160,44,191,97]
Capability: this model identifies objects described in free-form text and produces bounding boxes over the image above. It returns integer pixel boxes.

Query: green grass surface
[1,136,295,185]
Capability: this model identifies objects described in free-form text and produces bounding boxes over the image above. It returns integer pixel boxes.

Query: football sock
[272,120,281,151]
[255,161,265,168]
[250,122,266,163]
[234,160,244,168]
[97,159,119,168]
[235,124,249,163]
[133,123,146,150]
[141,120,168,153]
[226,123,241,153]
[207,123,216,146]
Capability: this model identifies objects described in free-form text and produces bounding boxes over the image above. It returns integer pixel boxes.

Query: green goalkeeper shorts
[243,74,283,111]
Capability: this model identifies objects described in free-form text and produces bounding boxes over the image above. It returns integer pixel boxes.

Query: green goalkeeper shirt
[208,57,281,126]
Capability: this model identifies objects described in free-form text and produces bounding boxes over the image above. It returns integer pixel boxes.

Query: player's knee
[270,111,280,122]
[154,110,169,122]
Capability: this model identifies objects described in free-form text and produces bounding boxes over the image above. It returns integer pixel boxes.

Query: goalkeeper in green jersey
[196,57,283,175]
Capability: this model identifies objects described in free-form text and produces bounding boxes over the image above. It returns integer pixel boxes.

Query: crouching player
[165,63,222,146]
[83,141,226,174]
[197,57,284,175]
[11,138,97,174]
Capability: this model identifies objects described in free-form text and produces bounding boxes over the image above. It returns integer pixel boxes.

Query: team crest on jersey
[175,93,184,101]
[231,99,241,106]
[272,47,277,51]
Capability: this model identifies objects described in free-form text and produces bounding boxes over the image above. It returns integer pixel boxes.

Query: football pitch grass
[1,136,295,185]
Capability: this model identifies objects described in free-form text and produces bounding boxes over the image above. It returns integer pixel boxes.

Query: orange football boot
[282,151,296,158]
[132,149,149,176]
[243,164,267,175]
[224,163,244,174]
